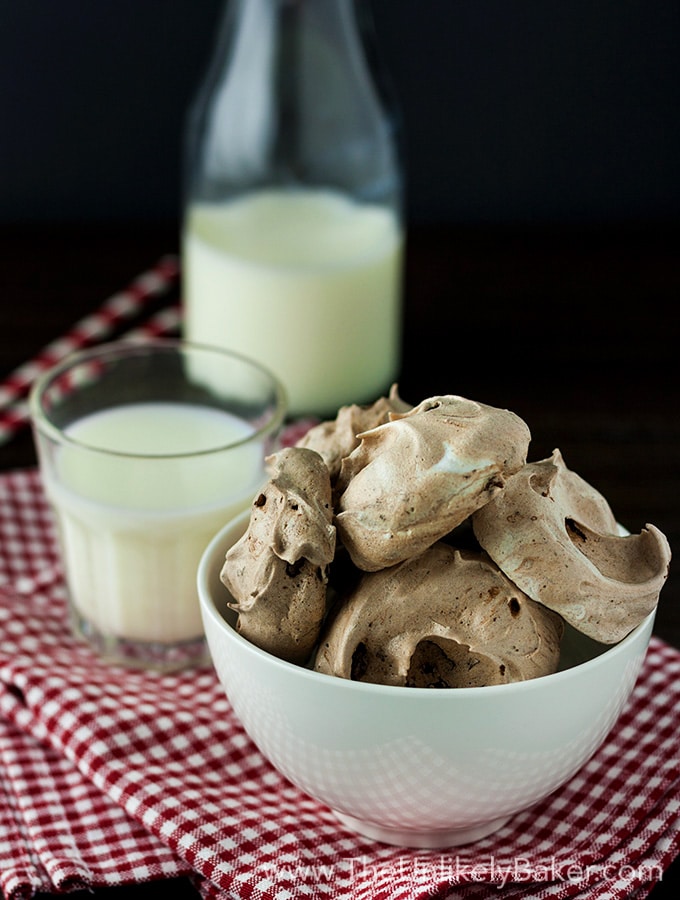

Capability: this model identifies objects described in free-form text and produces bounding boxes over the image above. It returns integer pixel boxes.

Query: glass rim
[28,338,288,460]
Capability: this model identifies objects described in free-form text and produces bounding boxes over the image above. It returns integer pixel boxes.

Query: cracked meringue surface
[314,542,564,687]
[220,447,336,664]
[472,449,672,644]
[296,383,411,483]
[334,395,531,571]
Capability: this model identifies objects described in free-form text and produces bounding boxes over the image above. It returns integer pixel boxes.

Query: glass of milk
[29,340,286,671]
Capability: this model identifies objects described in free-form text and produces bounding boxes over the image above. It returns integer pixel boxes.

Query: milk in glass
[44,402,263,645]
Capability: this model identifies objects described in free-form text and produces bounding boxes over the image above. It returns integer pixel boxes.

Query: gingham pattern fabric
[1,467,679,900]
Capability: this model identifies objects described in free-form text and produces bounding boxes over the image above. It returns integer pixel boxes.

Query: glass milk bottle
[182,0,404,417]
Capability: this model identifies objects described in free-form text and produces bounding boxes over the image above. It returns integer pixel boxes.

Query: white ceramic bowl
[198,511,654,849]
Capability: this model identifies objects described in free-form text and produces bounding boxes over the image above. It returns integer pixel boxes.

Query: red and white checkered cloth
[1,466,679,900]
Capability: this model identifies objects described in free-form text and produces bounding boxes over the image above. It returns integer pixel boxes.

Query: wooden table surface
[0,220,678,898]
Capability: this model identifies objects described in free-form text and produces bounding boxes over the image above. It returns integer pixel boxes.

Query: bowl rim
[198,511,656,700]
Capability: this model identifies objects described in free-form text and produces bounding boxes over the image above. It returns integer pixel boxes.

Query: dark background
[1,0,679,229]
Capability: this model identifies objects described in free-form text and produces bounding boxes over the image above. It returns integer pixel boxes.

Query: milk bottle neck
[184,0,402,211]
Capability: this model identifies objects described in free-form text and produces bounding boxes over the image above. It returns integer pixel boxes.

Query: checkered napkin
[1,468,679,900]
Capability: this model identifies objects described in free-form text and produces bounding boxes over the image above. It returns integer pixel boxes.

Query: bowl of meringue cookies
[198,389,671,848]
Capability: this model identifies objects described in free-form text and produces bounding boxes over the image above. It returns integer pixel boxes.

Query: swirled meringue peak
[314,542,564,687]
[334,395,531,571]
[296,383,411,482]
[220,447,336,664]
[472,449,672,644]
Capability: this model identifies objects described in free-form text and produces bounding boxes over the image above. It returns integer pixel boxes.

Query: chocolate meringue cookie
[314,542,564,687]
[472,449,672,644]
[334,395,531,571]
[296,384,411,482]
[220,447,336,664]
